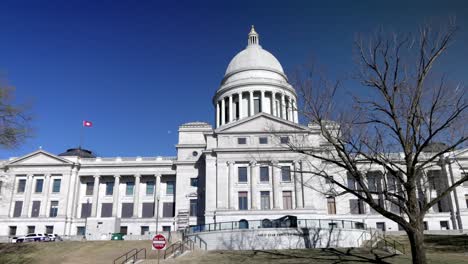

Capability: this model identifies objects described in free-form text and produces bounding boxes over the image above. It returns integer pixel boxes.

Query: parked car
[10,237,18,243]
[47,234,63,241]
[16,233,50,243]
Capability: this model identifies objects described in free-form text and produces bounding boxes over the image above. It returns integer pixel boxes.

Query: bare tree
[288,21,467,264]
[0,77,32,149]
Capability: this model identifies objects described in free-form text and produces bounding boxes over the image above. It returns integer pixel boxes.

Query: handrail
[113,248,137,264]
[185,218,368,235]
[164,241,183,259]
[192,234,207,250]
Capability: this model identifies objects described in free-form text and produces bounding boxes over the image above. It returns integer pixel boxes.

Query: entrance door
[376,222,386,232]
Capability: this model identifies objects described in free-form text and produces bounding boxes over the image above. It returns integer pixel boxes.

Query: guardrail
[113,248,146,264]
[184,218,368,235]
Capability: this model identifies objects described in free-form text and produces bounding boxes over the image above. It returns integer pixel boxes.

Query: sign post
[152,234,166,264]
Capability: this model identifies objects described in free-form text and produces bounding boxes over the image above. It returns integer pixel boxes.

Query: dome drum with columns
[214,26,298,128]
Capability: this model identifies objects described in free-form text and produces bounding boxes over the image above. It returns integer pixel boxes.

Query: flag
[83,120,93,127]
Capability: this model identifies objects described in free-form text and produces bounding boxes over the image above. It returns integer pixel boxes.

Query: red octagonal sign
[152,234,166,250]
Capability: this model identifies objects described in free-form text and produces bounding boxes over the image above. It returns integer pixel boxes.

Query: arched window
[239,219,249,229]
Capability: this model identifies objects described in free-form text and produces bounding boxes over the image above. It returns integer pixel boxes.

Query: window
[0,181,3,195]
[120,226,128,235]
[81,203,92,218]
[423,221,428,230]
[325,176,334,184]
[27,226,35,234]
[13,201,23,217]
[238,192,248,210]
[142,203,155,218]
[146,181,155,195]
[106,182,114,196]
[77,226,85,236]
[45,226,54,234]
[52,179,61,193]
[350,199,365,214]
[49,201,58,217]
[163,202,175,217]
[238,167,248,183]
[35,179,44,193]
[141,226,149,235]
[237,137,247,144]
[280,137,289,144]
[31,201,41,217]
[190,178,198,187]
[327,196,336,214]
[126,182,134,196]
[192,151,198,157]
[101,203,113,217]
[260,167,269,182]
[347,174,356,190]
[190,199,197,216]
[162,226,171,232]
[376,222,386,232]
[440,221,450,230]
[166,181,175,195]
[17,179,26,193]
[254,97,260,114]
[85,182,94,195]
[259,137,268,144]
[466,195,468,208]
[283,191,293,209]
[260,191,270,210]
[121,203,134,218]
[9,226,17,236]
[281,166,291,182]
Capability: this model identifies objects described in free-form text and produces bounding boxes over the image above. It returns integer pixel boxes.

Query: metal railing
[184,218,368,235]
[375,237,406,254]
[113,248,146,264]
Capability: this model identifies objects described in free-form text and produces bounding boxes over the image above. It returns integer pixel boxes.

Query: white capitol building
[1,27,468,241]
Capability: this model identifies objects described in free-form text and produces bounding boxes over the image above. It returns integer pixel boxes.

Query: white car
[47,234,63,241]
[16,233,50,243]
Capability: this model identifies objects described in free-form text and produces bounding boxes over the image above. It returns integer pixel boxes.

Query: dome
[59,147,96,158]
[225,45,284,76]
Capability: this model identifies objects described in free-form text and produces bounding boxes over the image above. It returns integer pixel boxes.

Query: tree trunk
[407,228,427,264]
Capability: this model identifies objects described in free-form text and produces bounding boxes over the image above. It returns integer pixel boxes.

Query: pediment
[7,150,74,166]
[216,113,309,134]
[453,149,468,160]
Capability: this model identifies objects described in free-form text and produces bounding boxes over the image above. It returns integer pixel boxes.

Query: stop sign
[152,234,166,250]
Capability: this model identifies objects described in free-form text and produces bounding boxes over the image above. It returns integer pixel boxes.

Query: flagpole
[79,121,84,149]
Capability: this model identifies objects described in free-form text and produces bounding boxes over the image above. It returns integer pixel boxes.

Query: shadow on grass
[0,243,37,264]
[252,248,400,264]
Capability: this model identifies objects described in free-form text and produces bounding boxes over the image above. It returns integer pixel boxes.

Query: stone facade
[0,26,468,241]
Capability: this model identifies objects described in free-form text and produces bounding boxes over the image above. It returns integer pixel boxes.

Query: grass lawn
[2,235,468,264]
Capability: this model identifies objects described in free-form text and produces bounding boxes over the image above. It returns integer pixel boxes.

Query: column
[22,174,33,217]
[249,91,254,116]
[91,175,100,217]
[216,102,220,128]
[227,161,234,209]
[41,174,51,217]
[112,175,120,217]
[272,161,281,209]
[281,94,286,119]
[133,174,141,217]
[154,174,161,221]
[238,92,243,119]
[293,100,298,123]
[261,90,266,113]
[221,98,225,125]
[250,161,257,209]
[272,93,277,116]
[295,161,304,208]
[228,95,233,122]
[66,168,79,235]
[288,97,293,121]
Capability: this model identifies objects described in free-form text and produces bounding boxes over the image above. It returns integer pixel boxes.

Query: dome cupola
[214,26,298,128]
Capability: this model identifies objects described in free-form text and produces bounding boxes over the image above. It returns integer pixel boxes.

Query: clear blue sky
[0,0,467,158]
